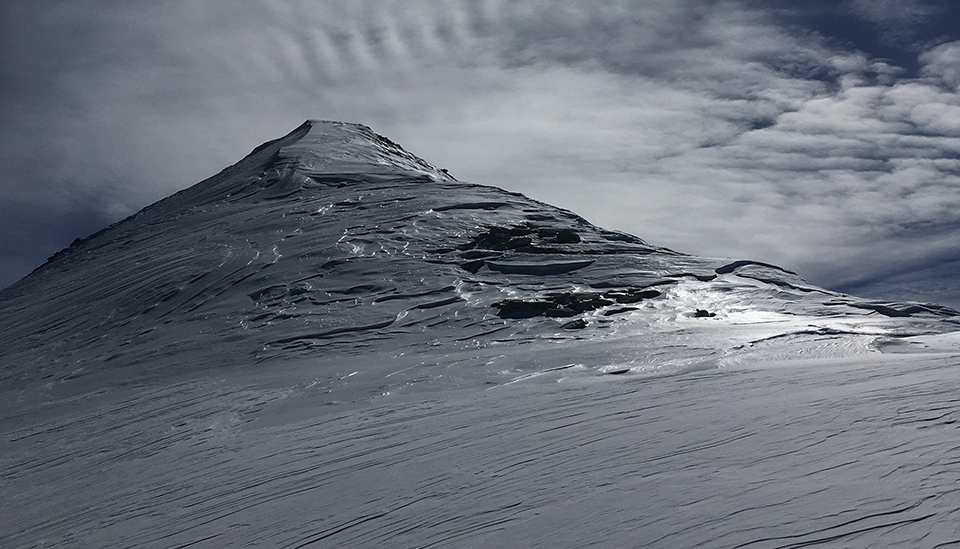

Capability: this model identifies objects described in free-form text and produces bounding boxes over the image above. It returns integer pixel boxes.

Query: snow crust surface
[2,121,960,547]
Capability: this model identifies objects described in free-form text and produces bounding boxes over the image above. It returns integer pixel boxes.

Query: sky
[2,0,959,308]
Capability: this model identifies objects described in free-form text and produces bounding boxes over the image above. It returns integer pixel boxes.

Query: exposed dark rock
[434,202,509,212]
[460,250,500,260]
[694,309,716,318]
[492,300,553,318]
[551,292,614,311]
[604,307,637,316]
[606,288,661,303]
[561,318,587,329]
[847,302,941,318]
[555,229,581,243]
[664,273,718,282]
[459,225,537,251]
[493,288,661,319]
[459,224,584,253]
[460,260,487,274]
[486,260,594,275]
[715,260,798,276]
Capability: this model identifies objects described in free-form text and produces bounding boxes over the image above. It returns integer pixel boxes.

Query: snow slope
[2,120,960,547]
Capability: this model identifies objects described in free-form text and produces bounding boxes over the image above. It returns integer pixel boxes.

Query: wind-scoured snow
[2,121,959,547]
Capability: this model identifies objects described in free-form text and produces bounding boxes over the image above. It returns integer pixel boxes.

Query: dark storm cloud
[1,0,959,307]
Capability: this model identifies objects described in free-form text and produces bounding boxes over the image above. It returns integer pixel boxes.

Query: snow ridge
[284,120,456,180]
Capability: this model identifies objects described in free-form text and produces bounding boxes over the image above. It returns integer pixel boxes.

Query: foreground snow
[4,338,960,547]
[2,121,959,547]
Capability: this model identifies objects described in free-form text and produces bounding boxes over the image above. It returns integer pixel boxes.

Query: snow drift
[2,121,959,547]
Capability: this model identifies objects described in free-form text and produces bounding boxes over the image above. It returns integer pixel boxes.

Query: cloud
[920,41,960,89]
[1,0,959,307]
[847,0,939,26]
[848,0,949,47]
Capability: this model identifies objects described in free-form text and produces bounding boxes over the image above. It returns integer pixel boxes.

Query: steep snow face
[2,121,960,547]
[281,120,457,180]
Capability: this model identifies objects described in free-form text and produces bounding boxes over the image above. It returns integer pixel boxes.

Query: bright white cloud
[920,41,960,90]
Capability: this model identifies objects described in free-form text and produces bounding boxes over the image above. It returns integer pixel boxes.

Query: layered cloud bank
[1,0,958,305]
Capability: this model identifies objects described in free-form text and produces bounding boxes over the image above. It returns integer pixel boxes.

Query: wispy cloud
[847,0,940,29]
[844,0,943,50]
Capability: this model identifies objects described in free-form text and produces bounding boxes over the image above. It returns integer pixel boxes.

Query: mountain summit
[2,120,954,393]
[3,121,960,548]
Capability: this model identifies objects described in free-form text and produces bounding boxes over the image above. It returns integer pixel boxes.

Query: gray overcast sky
[2,0,960,308]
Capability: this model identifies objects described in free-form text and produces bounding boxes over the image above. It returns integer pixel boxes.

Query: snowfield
[2,121,959,547]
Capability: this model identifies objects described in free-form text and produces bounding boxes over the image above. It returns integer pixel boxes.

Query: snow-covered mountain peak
[155,119,455,208]
[2,121,957,399]
[282,120,456,181]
